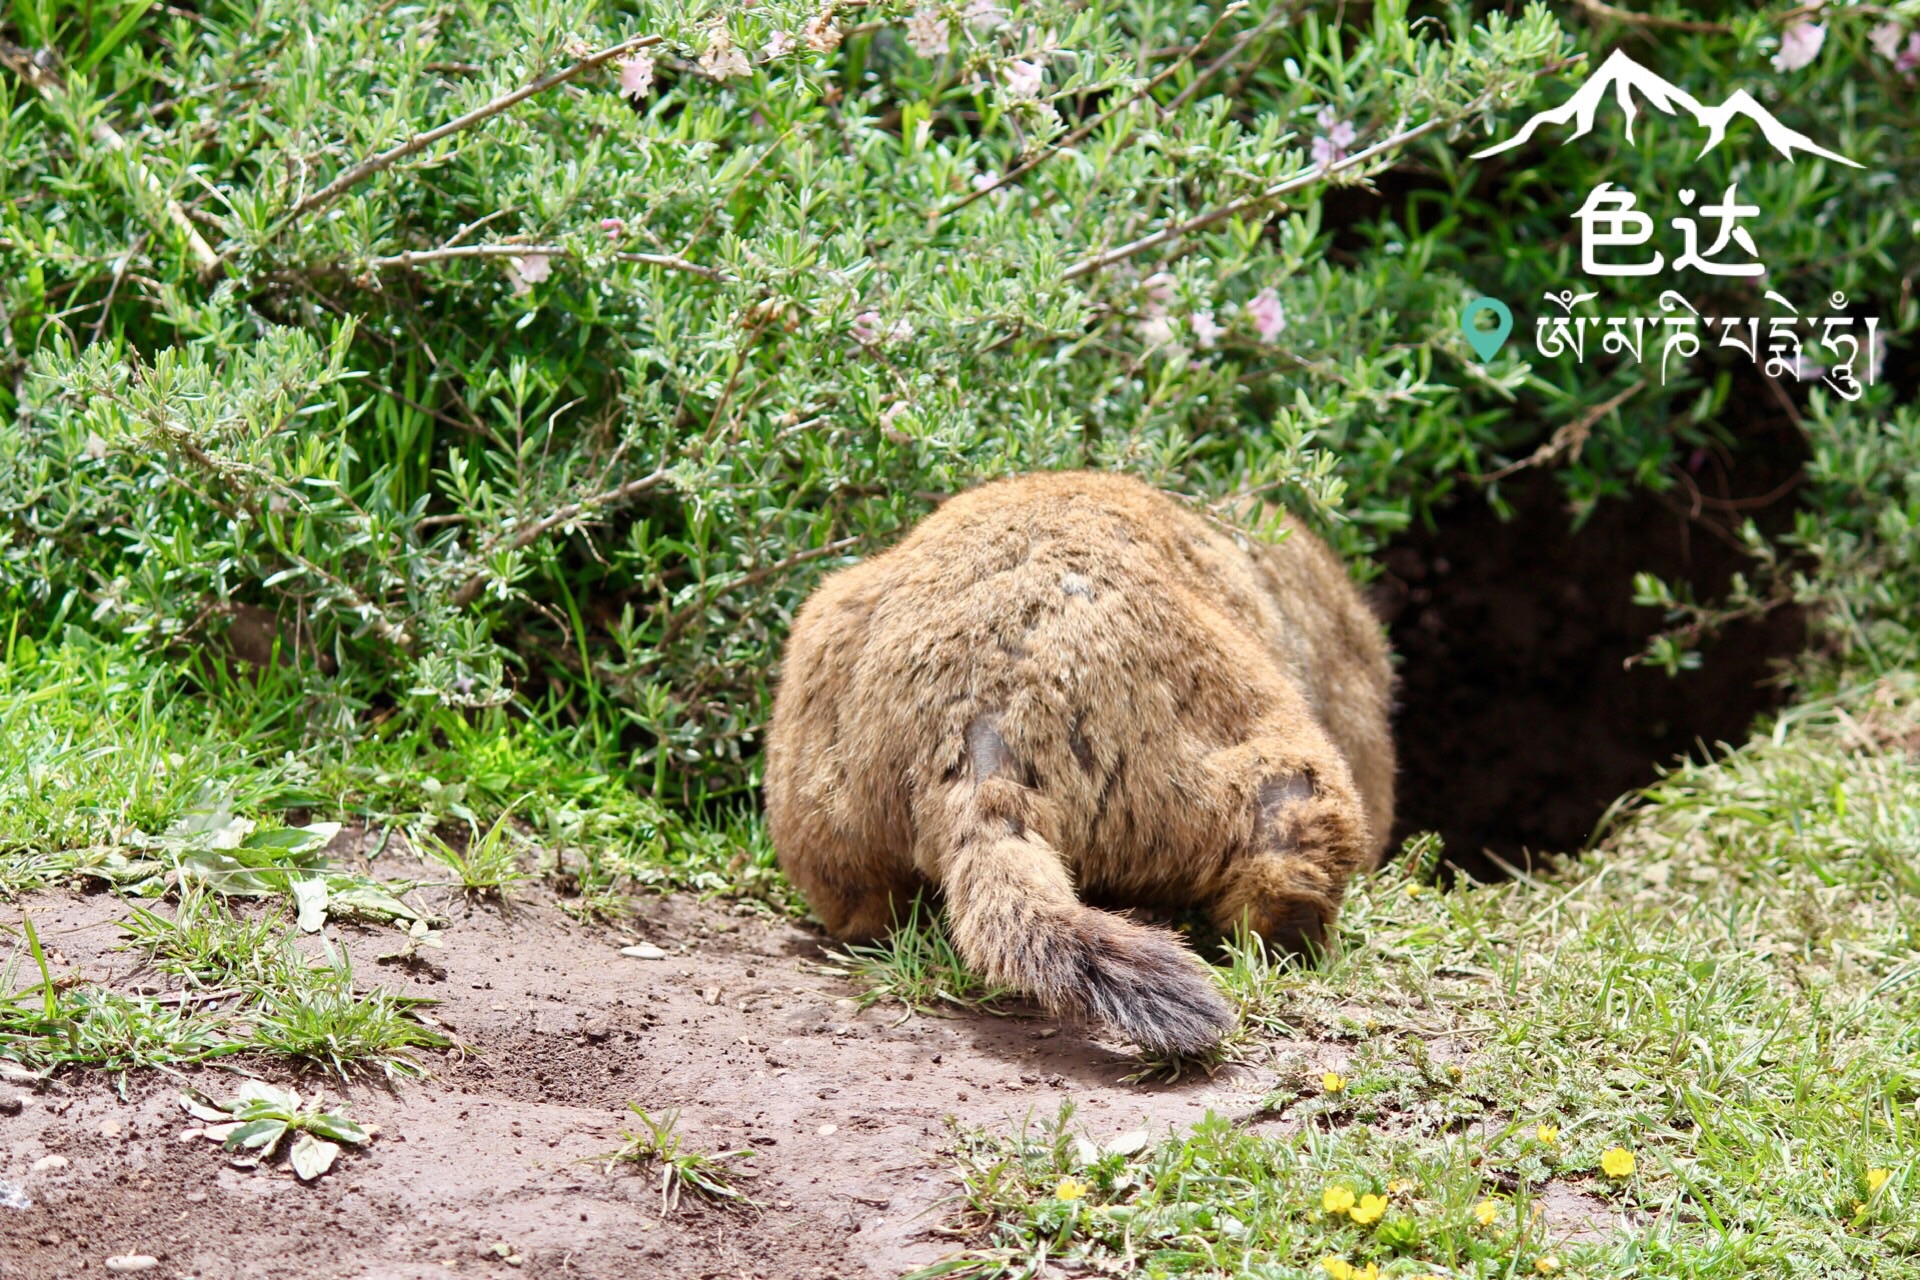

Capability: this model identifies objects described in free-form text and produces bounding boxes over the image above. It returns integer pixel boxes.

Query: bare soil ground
[0,866,1302,1279]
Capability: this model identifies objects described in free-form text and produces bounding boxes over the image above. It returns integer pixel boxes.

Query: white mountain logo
[1471,48,1861,169]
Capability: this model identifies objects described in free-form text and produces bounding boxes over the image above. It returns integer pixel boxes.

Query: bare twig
[1480,377,1648,482]
[938,3,1251,219]
[2,42,221,277]
[366,241,722,280]
[1160,2,1293,117]
[266,33,663,241]
[88,232,148,346]
[1061,117,1447,280]
[1061,54,1586,281]
[1570,0,1731,35]
[450,467,670,608]
[658,535,862,646]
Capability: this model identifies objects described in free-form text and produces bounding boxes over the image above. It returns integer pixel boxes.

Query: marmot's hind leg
[1200,725,1373,959]
[779,832,925,944]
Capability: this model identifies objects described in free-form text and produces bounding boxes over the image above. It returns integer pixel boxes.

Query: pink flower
[1002,58,1044,99]
[1142,272,1176,308]
[618,52,656,101]
[764,29,795,58]
[1771,22,1825,73]
[599,217,626,238]
[851,310,881,344]
[1789,351,1827,381]
[507,252,551,295]
[1869,21,1904,60]
[906,7,950,58]
[1189,310,1223,349]
[1310,105,1357,169]
[1247,288,1286,343]
[1899,34,1920,74]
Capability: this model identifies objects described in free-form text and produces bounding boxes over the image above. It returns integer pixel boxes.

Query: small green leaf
[305,1112,370,1145]
[224,1118,289,1155]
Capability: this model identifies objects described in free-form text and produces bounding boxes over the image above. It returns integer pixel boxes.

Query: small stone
[98,1119,123,1139]
[0,1094,22,1116]
[105,1257,159,1273]
[618,944,667,960]
[580,1019,610,1041]
[817,1123,837,1136]
[31,1156,69,1173]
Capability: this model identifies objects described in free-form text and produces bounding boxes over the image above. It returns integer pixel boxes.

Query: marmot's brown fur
[765,471,1395,1054]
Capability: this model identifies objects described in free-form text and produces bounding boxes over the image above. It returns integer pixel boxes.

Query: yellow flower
[1055,1177,1088,1201]
[1324,1265,1379,1280]
[1536,1124,1559,1146]
[1323,1184,1357,1214]
[1405,883,1423,896]
[1868,1168,1891,1193]
[1536,1256,1561,1274]
[1601,1146,1636,1178]
[1349,1193,1388,1225]
[1473,1199,1500,1226]
[1387,1178,1416,1195]
[1323,1071,1347,1094]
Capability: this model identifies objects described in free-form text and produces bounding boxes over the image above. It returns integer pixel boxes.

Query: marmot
[764,471,1395,1054]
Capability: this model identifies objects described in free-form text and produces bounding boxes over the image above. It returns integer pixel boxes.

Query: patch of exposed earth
[1,834,1621,1278]
[0,848,1303,1280]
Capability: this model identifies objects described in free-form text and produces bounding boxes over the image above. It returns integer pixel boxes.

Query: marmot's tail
[939,771,1234,1056]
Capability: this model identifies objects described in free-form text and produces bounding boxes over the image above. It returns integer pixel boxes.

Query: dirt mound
[1,879,1298,1279]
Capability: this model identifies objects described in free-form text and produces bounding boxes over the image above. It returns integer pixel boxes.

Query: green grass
[824,893,1019,1017]
[899,678,1920,1279]
[602,1103,757,1214]
[3,892,447,1082]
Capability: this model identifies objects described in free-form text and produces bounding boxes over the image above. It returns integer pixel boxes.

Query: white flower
[1002,58,1045,99]
[1135,314,1176,349]
[700,28,752,80]
[906,7,950,58]
[1247,288,1286,343]
[888,318,914,343]
[508,252,552,295]
[804,10,842,53]
[1869,21,1905,60]
[618,52,656,100]
[1771,22,1825,73]
[963,0,1007,33]
[1189,310,1223,350]
[764,29,795,58]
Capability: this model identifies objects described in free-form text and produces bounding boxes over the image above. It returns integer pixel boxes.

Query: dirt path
[1,875,1298,1279]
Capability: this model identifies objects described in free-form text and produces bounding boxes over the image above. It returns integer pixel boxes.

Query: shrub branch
[1062,55,1586,281]
[366,242,721,281]
[257,33,663,253]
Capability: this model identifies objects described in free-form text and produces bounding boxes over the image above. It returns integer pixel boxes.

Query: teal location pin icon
[1460,296,1513,362]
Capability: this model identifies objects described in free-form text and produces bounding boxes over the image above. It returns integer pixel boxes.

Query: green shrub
[1,0,1913,829]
